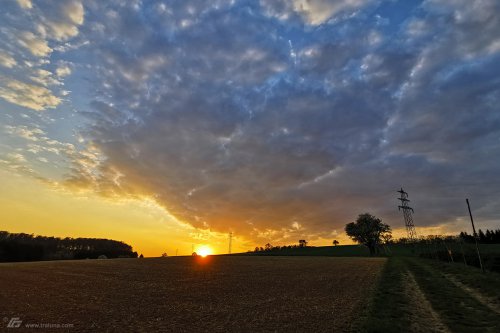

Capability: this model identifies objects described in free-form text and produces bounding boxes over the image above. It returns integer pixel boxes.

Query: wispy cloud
[0,78,61,110]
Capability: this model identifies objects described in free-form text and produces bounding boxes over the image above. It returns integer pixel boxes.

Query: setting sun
[197,246,213,257]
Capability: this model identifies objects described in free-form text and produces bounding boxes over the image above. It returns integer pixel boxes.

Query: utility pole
[397,188,417,241]
[466,199,484,272]
[228,232,233,254]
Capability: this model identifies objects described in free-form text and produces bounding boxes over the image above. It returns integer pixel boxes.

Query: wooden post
[459,238,467,266]
[442,239,453,263]
[466,199,484,272]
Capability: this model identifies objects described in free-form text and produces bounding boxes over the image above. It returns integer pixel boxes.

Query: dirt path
[402,270,450,333]
[443,273,500,315]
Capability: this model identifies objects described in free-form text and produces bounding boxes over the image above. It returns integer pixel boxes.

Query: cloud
[0,78,61,110]
[29,69,61,86]
[17,31,52,57]
[261,0,373,25]
[38,0,84,41]
[16,0,32,10]
[4,125,45,141]
[2,0,500,244]
[9,1,85,59]
[0,52,17,68]
[56,64,72,77]
[293,0,371,25]
[7,152,26,163]
[0,1,86,112]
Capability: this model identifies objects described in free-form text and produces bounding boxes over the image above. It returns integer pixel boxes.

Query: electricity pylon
[397,188,417,241]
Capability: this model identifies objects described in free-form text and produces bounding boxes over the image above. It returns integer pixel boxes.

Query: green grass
[421,257,500,300]
[264,242,500,272]
[361,257,414,332]
[237,245,370,256]
[407,258,500,332]
[364,257,500,333]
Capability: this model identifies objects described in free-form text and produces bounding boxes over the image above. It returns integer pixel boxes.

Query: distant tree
[332,240,339,246]
[192,252,198,256]
[460,229,500,244]
[345,213,391,255]
[161,253,168,257]
[485,230,492,243]
[264,243,273,251]
[139,254,144,258]
[478,229,486,242]
[254,246,260,252]
[298,240,308,248]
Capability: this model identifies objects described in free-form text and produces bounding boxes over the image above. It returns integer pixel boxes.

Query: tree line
[251,210,500,258]
[252,239,309,252]
[0,231,138,262]
[459,229,500,244]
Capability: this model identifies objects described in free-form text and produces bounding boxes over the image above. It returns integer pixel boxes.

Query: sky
[1,0,499,256]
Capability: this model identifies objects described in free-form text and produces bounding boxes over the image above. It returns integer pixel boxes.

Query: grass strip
[406,258,500,333]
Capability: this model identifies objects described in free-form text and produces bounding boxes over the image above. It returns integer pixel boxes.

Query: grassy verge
[407,258,499,332]
[362,257,413,332]
[422,258,500,302]
[234,245,370,256]
[364,257,500,333]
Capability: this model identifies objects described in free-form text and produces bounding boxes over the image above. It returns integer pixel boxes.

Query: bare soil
[0,256,385,332]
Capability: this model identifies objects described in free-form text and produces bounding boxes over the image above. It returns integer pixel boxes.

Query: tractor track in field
[442,273,500,315]
[402,269,450,333]
[367,257,500,332]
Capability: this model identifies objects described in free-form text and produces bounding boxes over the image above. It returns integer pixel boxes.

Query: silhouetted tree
[298,240,308,247]
[459,229,500,244]
[345,213,391,255]
[0,231,137,262]
[265,243,273,251]
[478,229,486,242]
[333,240,339,246]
